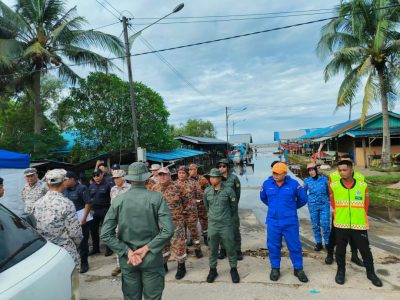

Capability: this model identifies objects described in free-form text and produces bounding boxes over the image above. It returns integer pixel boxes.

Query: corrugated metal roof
[174,135,227,145]
[146,149,206,162]
[346,128,400,137]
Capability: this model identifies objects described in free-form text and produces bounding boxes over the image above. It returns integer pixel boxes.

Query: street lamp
[122,3,184,158]
[225,106,247,153]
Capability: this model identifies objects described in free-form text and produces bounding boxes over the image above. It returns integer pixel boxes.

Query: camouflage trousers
[163,219,186,263]
[183,200,201,250]
[196,199,208,234]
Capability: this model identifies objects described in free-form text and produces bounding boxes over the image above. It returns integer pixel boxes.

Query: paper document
[76,209,93,222]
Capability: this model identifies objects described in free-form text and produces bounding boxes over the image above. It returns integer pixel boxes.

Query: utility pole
[122,16,139,155]
[225,106,229,154]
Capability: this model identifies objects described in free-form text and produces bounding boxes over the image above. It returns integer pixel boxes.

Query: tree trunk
[32,69,42,135]
[378,71,391,168]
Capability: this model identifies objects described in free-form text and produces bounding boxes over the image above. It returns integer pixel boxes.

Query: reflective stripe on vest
[330,180,368,230]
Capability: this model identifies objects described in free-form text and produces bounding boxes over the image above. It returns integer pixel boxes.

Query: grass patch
[369,166,400,172]
[369,185,400,208]
[366,174,400,185]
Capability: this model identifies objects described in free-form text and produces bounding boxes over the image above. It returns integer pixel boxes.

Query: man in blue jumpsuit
[260,162,309,283]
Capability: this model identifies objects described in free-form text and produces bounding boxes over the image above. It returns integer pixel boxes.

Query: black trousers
[79,222,90,260]
[335,228,374,270]
[89,207,109,251]
[327,215,358,253]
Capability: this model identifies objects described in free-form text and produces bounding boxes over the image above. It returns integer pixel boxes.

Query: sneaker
[294,269,309,283]
[111,267,121,276]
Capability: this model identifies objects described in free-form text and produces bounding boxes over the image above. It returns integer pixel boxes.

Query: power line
[95,0,120,20]
[102,0,122,17]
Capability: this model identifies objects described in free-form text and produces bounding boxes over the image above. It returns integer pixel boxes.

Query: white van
[0,204,79,300]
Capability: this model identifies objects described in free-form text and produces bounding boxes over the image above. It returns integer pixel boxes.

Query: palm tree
[317,0,400,167]
[0,0,124,135]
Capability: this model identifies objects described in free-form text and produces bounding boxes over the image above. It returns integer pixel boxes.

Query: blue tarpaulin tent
[0,149,30,169]
[146,149,205,162]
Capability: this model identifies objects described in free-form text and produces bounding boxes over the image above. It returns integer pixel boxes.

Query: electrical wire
[95,0,120,20]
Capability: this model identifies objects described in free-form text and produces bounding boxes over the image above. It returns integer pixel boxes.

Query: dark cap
[0,177,3,185]
[93,169,103,177]
[65,171,78,180]
[111,163,120,170]
[178,166,189,174]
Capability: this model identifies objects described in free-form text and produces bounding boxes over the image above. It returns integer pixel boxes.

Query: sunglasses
[219,165,227,168]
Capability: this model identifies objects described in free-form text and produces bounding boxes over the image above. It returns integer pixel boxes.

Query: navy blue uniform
[64,183,92,260]
[260,176,307,270]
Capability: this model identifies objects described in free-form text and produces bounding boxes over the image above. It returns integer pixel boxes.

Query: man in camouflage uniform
[189,163,209,245]
[204,168,240,283]
[21,168,47,214]
[217,158,242,260]
[145,164,161,190]
[110,169,131,276]
[151,167,187,280]
[175,166,203,258]
[33,169,82,268]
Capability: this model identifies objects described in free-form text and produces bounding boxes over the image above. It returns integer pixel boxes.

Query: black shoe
[367,271,383,287]
[237,250,243,261]
[351,253,364,267]
[325,251,334,265]
[88,249,100,256]
[206,268,218,283]
[175,263,186,280]
[104,247,113,257]
[230,267,240,283]
[187,238,193,246]
[80,260,89,273]
[335,268,345,285]
[270,268,280,281]
[218,248,226,259]
[164,263,168,273]
[294,269,308,283]
[202,233,208,246]
[314,243,323,251]
[195,249,204,258]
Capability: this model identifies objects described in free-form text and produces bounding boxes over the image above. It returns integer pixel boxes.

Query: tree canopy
[173,118,217,138]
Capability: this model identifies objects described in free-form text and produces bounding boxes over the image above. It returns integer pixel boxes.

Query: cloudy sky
[4,0,388,142]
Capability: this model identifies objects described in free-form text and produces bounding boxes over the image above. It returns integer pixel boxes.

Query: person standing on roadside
[204,168,240,284]
[145,164,161,190]
[330,160,382,287]
[325,154,364,266]
[109,169,131,276]
[260,162,309,283]
[21,168,47,214]
[304,162,331,252]
[217,158,242,260]
[101,162,174,300]
[189,163,209,245]
[63,171,92,273]
[89,169,113,257]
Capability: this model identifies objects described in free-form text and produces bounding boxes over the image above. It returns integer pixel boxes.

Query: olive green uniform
[223,173,241,252]
[204,184,238,268]
[101,185,174,300]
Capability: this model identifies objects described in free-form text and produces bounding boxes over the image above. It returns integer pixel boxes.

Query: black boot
[351,252,364,267]
[202,233,208,246]
[195,249,203,258]
[236,250,243,261]
[230,267,240,283]
[206,268,218,283]
[325,249,334,265]
[294,269,308,283]
[218,248,226,259]
[367,269,383,287]
[104,246,113,257]
[314,243,323,251]
[175,263,186,280]
[270,268,280,281]
[335,268,345,285]
[164,263,168,273]
[80,258,89,274]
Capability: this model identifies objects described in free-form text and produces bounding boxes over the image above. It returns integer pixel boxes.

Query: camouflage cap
[217,158,230,166]
[206,168,223,177]
[45,169,67,184]
[24,168,37,176]
[112,169,126,178]
[150,164,161,171]
[125,162,151,182]
[189,163,198,170]
[178,165,189,174]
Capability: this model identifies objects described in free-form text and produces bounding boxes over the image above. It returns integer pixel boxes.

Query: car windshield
[0,204,46,272]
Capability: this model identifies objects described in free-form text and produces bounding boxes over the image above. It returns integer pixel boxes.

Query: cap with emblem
[111,163,120,170]
[45,169,67,184]
[150,164,161,171]
[24,168,37,176]
[206,168,223,177]
[112,169,126,178]
[157,167,170,175]
[125,162,151,182]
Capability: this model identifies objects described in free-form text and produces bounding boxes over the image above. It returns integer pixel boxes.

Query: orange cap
[272,162,287,174]
[307,162,317,169]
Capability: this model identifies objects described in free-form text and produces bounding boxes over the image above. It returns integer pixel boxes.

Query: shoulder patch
[231,196,236,202]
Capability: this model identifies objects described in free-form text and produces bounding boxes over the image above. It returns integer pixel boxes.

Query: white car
[0,204,79,300]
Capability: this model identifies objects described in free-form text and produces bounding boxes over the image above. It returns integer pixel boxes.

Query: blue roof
[346,128,400,137]
[146,149,206,162]
[300,120,354,140]
[0,149,30,169]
